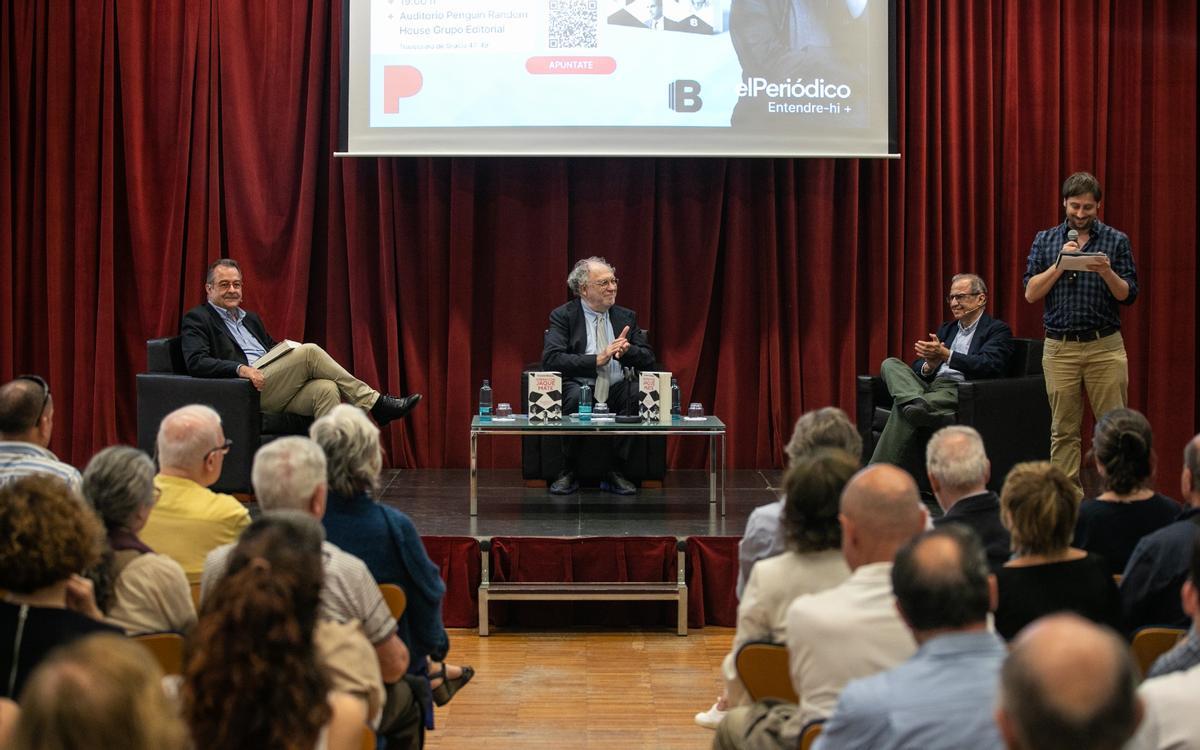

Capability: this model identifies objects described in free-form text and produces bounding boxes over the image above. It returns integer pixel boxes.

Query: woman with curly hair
[182,513,366,750]
[1,475,121,699]
[698,448,858,728]
[1073,408,1181,576]
[995,461,1122,640]
[311,405,473,709]
[83,445,196,635]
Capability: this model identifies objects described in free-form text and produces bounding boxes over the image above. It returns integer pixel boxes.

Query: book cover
[527,372,563,421]
[639,371,672,423]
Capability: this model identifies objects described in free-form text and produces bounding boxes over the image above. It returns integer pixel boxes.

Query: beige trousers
[1042,332,1128,489]
[258,343,378,418]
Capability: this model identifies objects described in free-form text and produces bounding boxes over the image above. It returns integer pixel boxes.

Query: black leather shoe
[601,471,637,496]
[549,470,578,495]
[901,400,952,429]
[370,393,422,426]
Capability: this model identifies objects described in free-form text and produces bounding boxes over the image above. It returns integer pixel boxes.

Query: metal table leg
[470,430,478,517]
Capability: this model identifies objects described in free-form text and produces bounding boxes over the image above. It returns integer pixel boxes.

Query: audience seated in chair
[200,437,417,741]
[1121,432,1200,632]
[183,514,370,750]
[994,462,1122,641]
[927,426,1012,571]
[140,405,250,582]
[737,407,863,599]
[1142,527,1200,679]
[814,525,1007,749]
[0,476,122,700]
[696,449,857,729]
[8,633,188,750]
[996,614,1142,750]
[1074,408,1181,577]
[311,405,474,711]
[82,446,196,635]
[0,375,82,492]
[714,464,927,750]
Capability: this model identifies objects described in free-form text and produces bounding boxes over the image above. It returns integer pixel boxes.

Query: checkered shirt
[1023,219,1138,332]
[1148,625,1200,678]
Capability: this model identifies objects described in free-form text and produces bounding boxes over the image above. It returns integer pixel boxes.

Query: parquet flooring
[425,627,735,749]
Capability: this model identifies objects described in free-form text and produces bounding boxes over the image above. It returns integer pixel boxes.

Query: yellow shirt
[142,475,251,583]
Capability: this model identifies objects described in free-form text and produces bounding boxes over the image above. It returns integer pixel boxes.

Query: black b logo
[668,80,703,112]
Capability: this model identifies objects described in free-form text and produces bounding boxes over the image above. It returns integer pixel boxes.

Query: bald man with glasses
[0,375,82,492]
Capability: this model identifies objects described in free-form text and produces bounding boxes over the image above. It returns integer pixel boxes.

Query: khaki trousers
[868,357,959,466]
[258,343,378,418]
[1042,332,1128,489]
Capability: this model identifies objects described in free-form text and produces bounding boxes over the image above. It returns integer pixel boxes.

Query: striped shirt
[0,441,82,493]
[1023,219,1139,332]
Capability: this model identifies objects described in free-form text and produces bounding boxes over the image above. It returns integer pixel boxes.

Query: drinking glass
[495,402,513,418]
[687,402,704,419]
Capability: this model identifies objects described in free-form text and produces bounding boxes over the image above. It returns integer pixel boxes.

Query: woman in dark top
[995,461,1122,641]
[1073,408,1181,576]
[1,476,121,699]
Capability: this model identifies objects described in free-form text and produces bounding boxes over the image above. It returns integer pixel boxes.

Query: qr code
[548,0,598,49]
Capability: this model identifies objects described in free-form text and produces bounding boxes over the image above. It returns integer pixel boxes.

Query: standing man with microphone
[1023,172,1138,494]
[869,274,1013,466]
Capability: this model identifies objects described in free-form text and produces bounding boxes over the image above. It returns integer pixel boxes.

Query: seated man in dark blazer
[181,259,420,425]
[542,257,656,495]
[927,425,1012,571]
[870,273,1013,466]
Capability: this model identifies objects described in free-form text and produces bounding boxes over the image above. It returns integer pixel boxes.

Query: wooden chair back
[134,632,186,675]
[799,720,824,750]
[379,583,407,620]
[1131,627,1186,676]
[734,641,797,703]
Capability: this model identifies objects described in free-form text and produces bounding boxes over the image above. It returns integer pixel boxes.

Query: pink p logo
[383,66,423,113]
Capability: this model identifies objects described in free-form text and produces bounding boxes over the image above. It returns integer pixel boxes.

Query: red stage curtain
[0,2,1195,485]
[423,536,480,629]
[686,537,740,628]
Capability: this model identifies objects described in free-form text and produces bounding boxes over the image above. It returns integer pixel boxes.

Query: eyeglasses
[590,278,619,289]
[210,279,243,291]
[205,438,233,461]
[15,374,50,428]
[946,293,983,303]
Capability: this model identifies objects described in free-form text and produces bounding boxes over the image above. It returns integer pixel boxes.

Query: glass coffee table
[469,414,727,516]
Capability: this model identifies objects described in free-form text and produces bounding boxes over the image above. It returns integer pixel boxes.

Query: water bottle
[670,378,682,419]
[579,383,592,421]
[479,379,492,422]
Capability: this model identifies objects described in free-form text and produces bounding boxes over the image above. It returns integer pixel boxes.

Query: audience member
[927,425,1012,570]
[1122,433,1200,631]
[994,461,1122,640]
[0,698,15,747]
[696,449,857,729]
[0,476,121,699]
[814,525,1006,749]
[139,405,250,581]
[9,633,188,750]
[201,437,418,742]
[82,445,196,635]
[1128,535,1200,749]
[869,273,1013,465]
[996,614,1142,750]
[736,407,862,598]
[1073,408,1180,576]
[0,375,81,492]
[714,464,927,750]
[1145,528,1200,678]
[182,258,420,424]
[183,514,369,750]
[312,404,473,707]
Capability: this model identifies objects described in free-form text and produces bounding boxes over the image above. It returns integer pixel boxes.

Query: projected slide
[342,0,893,157]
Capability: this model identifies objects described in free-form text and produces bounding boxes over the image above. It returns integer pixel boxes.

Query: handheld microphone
[1067,229,1079,246]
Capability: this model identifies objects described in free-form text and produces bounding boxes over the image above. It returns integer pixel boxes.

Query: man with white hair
[200,438,419,743]
[0,375,81,492]
[140,405,250,581]
[927,425,1011,570]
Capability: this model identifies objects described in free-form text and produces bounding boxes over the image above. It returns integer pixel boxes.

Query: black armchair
[135,337,312,494]
[855,338,1051,494]
[518,364,667,484]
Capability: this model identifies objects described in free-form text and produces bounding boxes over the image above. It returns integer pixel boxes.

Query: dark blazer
[933,491,1012,571]
[912,313,1013,382]
[542,300,656,381]
[180,303,277,378]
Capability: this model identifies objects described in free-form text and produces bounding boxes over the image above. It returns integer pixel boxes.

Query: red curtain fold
[0,1,1195,485]
[686,536,740,628]
[423,535,480,629]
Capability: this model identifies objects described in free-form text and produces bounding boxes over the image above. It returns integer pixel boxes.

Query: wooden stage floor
[374,468,784,539]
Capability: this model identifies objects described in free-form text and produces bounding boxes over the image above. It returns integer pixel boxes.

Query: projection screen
[338,0,898,157]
